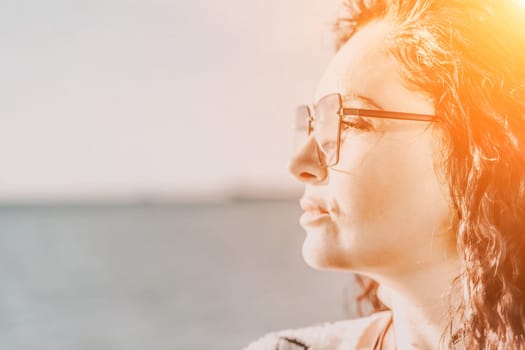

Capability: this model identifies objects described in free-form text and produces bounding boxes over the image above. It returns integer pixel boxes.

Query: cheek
[331,134,449,239]
[329,137,406,221]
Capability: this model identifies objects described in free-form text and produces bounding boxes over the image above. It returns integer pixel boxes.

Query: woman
[246,0,525,349]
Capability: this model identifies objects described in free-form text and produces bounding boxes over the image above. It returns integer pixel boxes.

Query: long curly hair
[333,0,525,348]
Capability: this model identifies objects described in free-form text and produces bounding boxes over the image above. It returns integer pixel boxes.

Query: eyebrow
[343,93,384,110]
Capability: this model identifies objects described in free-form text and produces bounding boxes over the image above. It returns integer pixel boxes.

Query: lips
[299,197,331,227]
[300,197,329,213]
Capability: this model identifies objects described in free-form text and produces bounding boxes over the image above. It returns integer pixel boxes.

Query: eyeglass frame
[296,93,438,168]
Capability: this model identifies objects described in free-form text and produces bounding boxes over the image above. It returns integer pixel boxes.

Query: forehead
[314,20,433,114]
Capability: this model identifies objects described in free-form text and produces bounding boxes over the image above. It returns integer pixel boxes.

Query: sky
[0,0,337,201]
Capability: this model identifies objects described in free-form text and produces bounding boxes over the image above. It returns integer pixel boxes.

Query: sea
[0,199,356,350]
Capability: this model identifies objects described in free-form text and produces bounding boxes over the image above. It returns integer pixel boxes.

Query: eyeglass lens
[293,94,342,167]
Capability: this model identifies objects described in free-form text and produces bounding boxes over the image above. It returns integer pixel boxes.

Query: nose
[288,136,328,184]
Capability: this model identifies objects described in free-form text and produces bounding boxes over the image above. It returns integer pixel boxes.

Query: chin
[301,236,349,270]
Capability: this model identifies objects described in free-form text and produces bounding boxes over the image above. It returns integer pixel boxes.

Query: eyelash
[341,117,373,132]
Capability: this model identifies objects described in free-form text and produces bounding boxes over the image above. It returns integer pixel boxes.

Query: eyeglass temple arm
[341,108,436,122]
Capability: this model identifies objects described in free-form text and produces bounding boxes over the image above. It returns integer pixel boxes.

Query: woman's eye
[341,117,373,132]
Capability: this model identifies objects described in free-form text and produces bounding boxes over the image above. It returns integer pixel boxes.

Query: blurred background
[0,0,357,349]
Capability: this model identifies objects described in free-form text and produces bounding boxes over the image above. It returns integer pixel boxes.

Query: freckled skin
[289,20,454,275]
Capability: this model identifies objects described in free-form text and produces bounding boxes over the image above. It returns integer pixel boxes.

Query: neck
[372,257,461,350]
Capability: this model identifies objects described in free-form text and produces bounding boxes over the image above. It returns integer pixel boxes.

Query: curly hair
[333,0,525,348]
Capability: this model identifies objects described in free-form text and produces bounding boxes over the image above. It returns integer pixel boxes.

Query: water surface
[0,200,354,350]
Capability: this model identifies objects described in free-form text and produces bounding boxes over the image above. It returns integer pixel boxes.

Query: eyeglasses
[294,93,437,167]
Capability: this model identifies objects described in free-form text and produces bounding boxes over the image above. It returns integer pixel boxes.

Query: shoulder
[242,311,391,350]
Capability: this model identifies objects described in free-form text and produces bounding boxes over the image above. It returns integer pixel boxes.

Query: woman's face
[289,20,455,275]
